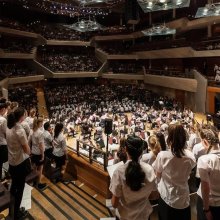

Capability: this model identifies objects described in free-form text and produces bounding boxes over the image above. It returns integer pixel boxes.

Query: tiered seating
[37,46,101,72]
[132,38,188,51]
[8,86,38,113]
[108,61,143,74]
[99,41,132,54]
[0,61,37,78]
[146,68,194,78]
[0,36,34,53]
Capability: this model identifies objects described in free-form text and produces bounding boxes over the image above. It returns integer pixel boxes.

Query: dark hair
[125,136,145,191]
[54,123,63,138]
[117,137,127,163]
[7,107,25,129]
[156,132,167,151]
[44,121,50,131]
[167,124,186,158]
[0,98,7,109]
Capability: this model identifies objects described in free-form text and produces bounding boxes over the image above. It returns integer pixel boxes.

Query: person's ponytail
[125,136,145,191]
[125,160,145,191]
[7,112,16,129]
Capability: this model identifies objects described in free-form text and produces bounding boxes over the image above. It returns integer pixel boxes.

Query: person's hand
[40,156,44,162]
[205,210,213,220]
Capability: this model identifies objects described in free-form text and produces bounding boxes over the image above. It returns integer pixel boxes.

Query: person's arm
[198,156,213,220]
[111,194,119,208]
[201,181,213,220]
[149,190,160,200]
[18,128,31,155]
[39,142,44,161]
[22,143,31,155]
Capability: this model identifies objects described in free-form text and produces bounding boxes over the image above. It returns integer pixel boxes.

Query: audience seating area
[37,46,101,72]
[0,17,130,41]
[44,83,174,119]
[99,41,132,54]
[0,61,37,78]
[107,61,143,74]
[8,86,38,113]
[146,68,194,79]
[0,36,34,53]
[132,38,188,51]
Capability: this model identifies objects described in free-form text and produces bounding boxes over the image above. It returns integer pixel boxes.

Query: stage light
[142,23,176,36]
[195,3,220,18]
[137,0,191,13]
[64,17,104,32]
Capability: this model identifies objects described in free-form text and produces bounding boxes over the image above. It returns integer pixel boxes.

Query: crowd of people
[99,42,132,55]
[0,17,130,41]
[146,67,194,79]
[0,96,67,219]
[8,86,38,114]
[0,81,219,220]
[108,61,143,74]
[37,46,101,72]
[42,82,220,220]
[0,36,34,53]
[0,62,37,78]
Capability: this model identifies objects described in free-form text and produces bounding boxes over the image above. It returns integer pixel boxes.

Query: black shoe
[37,183,48,191]
[17,209,29,219]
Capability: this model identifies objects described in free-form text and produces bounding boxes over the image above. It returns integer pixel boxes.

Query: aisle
[36,87,49,119]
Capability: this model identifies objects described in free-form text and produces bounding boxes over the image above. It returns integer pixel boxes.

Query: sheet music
[20,183,33,210]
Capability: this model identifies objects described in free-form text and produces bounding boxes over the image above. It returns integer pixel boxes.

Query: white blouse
[0,115,7,145]
[153,150,196,209]
[141,152,156,166]
[30,129,45,155]
[197,150,220,207]
[53,133,66,157]
[6,123,29,166]
[109,161,156,220]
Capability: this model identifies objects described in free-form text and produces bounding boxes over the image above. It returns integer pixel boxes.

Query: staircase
[29,178,112,220]
[36,87,49,119]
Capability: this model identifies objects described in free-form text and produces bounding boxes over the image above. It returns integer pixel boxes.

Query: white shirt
[197,150,220,206]
[0,115,7,145]
[30,129,45,155]
[21,121,31,138]
[187,133,198,150]
[153,150,196,209]
[6,123,29,166]
[25,117,34,129]
[193,142,206,161]
[43,130,53,150]
[108,143,119,153]
[109,161,156,220]
[53,133,66,157]
[141,152,156,166]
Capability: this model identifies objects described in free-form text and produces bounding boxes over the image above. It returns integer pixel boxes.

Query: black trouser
[9,161,28,220]
[197,195,220,220]
[0,145,8,180]
[44,148,53,160]
[158,197,191,220]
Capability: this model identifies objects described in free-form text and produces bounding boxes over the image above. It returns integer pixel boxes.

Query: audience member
[196,129,220,220]
[52,122,67,180]
[110,135,158,220]
[153,124,196,220]
[6,107,31,219]
[0,98,8,180]
[29,117,47,190]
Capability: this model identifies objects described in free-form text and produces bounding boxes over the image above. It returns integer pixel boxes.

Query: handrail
[70,139,108,171]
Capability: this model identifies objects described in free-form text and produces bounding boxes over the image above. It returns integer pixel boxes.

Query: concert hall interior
[1,0,220,220]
